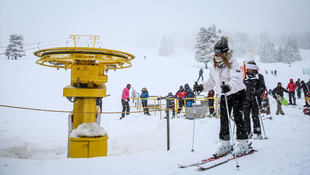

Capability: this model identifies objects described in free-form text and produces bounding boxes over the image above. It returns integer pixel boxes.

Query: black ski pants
[142,101,149,114]
[121,100,130,117]
[244,99,261,135]
[219,90,247,141]
[177,100,184,114]
[288,91,296,104]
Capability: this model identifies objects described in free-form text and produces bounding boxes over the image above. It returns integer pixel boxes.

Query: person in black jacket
[243,60,266,140]
[272,82,289,115]
[295,79,302,99]
[301,80,310,107]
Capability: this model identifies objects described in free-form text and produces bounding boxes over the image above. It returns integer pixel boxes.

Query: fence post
[166,98,170,151]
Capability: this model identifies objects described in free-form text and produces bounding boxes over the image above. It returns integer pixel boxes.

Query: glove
[193,83,204,92]
[127,98,130,101]
[221,84,230,93]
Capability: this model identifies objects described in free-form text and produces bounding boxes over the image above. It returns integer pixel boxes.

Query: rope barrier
[1,99,278,118]
[0,104,217,118]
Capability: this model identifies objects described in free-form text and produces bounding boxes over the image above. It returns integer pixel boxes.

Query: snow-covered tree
[194,25,220,68]
[5,34,26,60]
[275,46,284,62]
[258,40,276,63]
[158,36,174,57]
[283,37,301,64]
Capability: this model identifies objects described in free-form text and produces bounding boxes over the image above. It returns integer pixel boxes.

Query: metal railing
[129,96,219,119]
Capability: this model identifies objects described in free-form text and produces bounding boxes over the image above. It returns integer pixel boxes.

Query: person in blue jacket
[140,87,151,115]
[184,83,195,107]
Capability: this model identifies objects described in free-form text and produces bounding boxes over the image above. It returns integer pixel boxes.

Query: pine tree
[5,34,26,60]
[283,37,301,64]
[275,46,284,62]
[259,41,276,63]
[194,25,220,68]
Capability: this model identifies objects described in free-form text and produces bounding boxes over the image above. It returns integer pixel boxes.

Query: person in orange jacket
[286,78,297,105]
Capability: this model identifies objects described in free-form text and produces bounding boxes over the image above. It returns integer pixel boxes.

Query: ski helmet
[214,36,229,53]
[246,60,258,70]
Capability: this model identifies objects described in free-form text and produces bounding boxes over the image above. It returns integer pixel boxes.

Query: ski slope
[0,48,310,175]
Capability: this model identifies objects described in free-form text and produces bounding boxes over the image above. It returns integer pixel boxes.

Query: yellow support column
[73,98,83,129]
[82,98,97,123]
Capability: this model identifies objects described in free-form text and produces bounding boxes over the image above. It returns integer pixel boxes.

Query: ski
[178,152,232,168]
[198,149,257,171]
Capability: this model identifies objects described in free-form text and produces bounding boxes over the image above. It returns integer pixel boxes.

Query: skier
[120,84,131,119]
[158,92,176,119]
[295,79,302,99]
[286,78,297,105]
[272,82,289,115]
[184,83,195,107]
[140,87,151,116]
[300,80,310,107]
[193,36,249,156]
[175,86,187,117]
[243,60,266,140]
[197,68,204,82]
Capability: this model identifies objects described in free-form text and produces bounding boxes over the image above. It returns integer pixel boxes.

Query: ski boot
[213,140,232,157]
[233,139,250,156]
[253,134,263,140]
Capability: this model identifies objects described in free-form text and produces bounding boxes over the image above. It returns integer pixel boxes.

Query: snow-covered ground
[0,47,310,175]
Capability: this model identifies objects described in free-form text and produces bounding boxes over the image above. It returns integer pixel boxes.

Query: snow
[70,123,107,138]
[0,47,310,175]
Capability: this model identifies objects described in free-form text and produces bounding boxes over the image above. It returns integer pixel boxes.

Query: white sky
[0,0,309,47]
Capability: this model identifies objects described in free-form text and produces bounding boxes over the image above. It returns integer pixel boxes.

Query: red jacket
[286,79,297,92]
[176,91,187,101]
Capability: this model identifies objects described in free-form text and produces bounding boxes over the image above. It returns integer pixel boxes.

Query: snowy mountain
[0,48,310,175]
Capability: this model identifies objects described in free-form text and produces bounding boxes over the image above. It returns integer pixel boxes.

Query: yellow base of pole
[68,135,108,158]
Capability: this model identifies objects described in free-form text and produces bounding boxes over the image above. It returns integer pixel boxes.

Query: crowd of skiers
[192,36,310,157]
[120,36,310,157]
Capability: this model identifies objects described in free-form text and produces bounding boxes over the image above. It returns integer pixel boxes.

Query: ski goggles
[215,49,222,54]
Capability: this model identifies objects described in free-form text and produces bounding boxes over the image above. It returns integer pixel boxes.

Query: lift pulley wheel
[34,47,135,70]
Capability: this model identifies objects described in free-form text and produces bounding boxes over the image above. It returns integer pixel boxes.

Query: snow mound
[70,123,107,137]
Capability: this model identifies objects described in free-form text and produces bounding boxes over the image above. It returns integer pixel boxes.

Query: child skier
[243,60,266,140]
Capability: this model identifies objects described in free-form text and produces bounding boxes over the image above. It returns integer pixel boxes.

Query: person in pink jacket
[120,84,131,119]
[286,78,297,105]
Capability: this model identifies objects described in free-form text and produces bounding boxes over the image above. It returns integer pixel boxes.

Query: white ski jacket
[202,57,245,96]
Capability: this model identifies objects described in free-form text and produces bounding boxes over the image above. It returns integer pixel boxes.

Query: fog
[0,0,309,50]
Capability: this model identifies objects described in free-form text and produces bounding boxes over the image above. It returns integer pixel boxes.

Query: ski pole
[191,82,198,152]
[255,96,268,139]
[222,82,240,168]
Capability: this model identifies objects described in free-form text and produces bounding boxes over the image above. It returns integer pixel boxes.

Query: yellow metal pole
[73,98,83,129]
[82,98,97,123]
